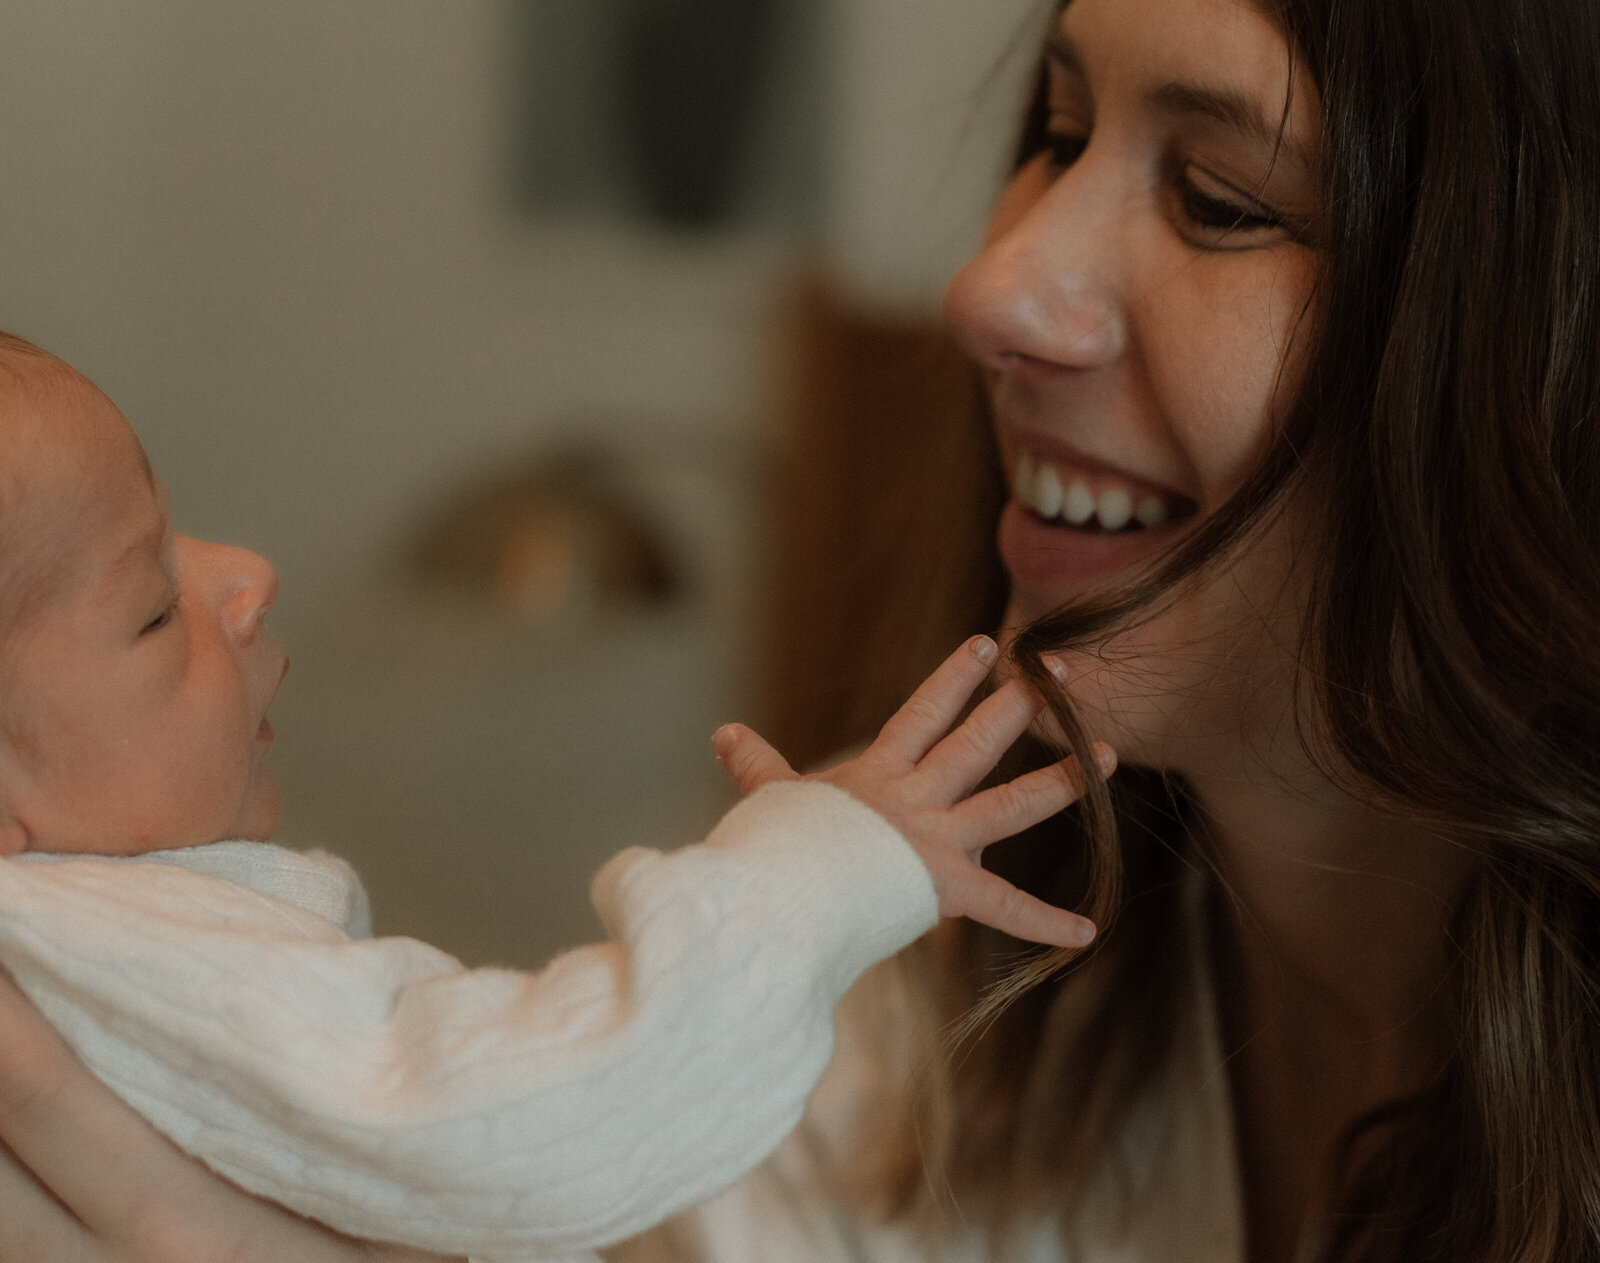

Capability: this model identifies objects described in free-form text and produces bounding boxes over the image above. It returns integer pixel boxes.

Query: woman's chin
[994,637,1182,771]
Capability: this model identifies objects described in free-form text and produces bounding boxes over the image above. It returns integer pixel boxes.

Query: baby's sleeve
[0,780,937,1262]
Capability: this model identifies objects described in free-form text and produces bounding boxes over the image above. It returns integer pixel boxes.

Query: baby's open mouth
[1010,450,1197,533]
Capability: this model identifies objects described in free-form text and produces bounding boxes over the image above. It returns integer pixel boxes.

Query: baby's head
[0,333,285,857]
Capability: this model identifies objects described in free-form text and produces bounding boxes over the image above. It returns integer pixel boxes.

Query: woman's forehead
[1055,0,1318,162]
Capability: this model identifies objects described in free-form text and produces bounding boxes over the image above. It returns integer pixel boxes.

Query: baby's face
[0,368,286,856]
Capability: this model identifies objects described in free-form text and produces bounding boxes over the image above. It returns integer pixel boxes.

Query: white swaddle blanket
[0,780,937,1263]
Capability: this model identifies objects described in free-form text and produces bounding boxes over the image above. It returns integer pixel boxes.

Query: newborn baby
[0,333,1104,1263]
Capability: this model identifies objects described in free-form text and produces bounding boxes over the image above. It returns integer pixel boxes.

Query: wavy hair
[859,0,1600,1257]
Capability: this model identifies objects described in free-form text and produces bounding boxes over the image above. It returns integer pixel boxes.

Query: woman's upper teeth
[1012,450,1172,531]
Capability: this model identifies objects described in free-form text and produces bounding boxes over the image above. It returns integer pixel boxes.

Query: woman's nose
[944,163,1127,373]
[181,537,278,643]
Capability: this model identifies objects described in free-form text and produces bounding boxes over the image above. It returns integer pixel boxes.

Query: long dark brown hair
[851,0,1600,1258]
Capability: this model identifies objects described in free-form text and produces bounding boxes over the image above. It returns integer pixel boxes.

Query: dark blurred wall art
[510,0,816,231]
[620,0,778,226]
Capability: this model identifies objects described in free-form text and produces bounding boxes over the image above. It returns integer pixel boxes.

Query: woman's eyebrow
[1046,31,1312,171]
[1148,80,1312,169]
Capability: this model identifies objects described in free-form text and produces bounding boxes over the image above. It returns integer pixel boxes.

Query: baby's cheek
[141,710,250,844]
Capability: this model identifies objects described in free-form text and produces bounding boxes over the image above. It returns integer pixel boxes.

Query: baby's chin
[196,772,281,847]
[228,777,281,843]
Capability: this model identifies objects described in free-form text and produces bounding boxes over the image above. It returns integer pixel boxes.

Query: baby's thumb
[713,723,798,794]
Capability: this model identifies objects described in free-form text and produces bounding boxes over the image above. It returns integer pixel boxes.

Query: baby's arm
[0,639,1105,1263]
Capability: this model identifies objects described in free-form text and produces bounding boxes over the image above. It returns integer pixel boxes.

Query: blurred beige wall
[822,0,1051,310]
[0,2,788,621]
[0,0,1043,966]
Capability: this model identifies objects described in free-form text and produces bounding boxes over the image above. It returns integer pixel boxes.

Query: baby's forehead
[0,362,111,504]
[0,351,147,631]
[0,334,94,404]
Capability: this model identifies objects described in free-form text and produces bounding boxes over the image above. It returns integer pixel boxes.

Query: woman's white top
[613,880,1244,1263]
[0,781,939,1263]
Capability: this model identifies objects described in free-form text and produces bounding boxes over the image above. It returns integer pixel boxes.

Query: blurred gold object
[410,447,680,629]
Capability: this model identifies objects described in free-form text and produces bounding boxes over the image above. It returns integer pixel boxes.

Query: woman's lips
[998,499,1190,593]
[997,436,1198,596]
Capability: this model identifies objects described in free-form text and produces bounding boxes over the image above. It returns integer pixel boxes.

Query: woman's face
[945,0,1324,775]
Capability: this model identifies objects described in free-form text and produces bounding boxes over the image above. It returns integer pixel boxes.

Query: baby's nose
[182,536,279,640]
[226,548,278,639]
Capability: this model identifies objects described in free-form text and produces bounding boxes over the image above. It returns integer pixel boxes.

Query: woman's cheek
[1147,262,1308,498]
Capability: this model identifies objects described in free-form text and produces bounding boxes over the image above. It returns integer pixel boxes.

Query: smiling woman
[619,0,1600,1258]
[2,0,1599,1256]
[951,0,1328,779]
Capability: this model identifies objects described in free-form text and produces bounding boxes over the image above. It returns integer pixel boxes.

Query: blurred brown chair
[761,276,1008,770]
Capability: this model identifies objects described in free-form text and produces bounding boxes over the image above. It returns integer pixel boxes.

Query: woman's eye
[1179,168,1286,238]
[1042,128,1088,171]
[142,600,178,635]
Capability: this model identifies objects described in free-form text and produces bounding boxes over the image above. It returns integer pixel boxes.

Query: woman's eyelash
[1039,129,1292,240]
[1180,180,1284,234]
[1042,129,1087,169]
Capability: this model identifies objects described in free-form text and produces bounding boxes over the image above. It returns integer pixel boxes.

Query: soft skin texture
[945,0,1323,778]
[0,367,286,857]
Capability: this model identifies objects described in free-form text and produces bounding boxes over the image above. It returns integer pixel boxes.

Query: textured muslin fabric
[0,780,938,1263]
[611,875,1244,1263]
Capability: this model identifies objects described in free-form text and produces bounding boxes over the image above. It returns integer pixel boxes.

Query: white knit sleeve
[0,780,937,1262]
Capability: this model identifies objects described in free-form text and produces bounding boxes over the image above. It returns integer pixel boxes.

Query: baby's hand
[713,636,1114,949]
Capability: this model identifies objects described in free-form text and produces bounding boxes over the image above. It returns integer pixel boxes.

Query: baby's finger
[949,754,1085,843]
[949,744,1116,848]
[713,723,798,794]
[872,636,999,765]
[953,866,1097,948]
[913,679,1042,799]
